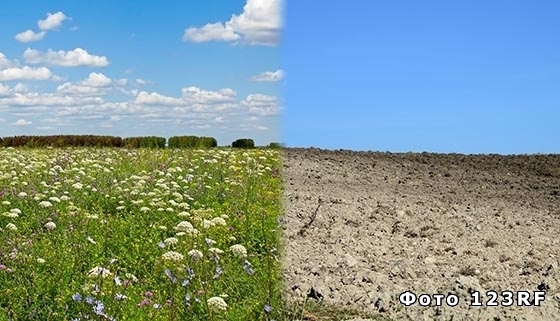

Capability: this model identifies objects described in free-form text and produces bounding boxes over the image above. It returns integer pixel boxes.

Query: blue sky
[284,1,560,154]
[0,0,282,146]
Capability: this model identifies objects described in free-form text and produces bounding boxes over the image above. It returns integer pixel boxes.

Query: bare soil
[280,148,560,321]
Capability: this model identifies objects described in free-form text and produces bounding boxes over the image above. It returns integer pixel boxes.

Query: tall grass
[0,147,282,320]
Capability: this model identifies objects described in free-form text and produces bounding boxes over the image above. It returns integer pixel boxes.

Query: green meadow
[0,147,283,320]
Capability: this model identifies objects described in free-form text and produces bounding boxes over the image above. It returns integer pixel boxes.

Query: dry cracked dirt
[280,148,560,321]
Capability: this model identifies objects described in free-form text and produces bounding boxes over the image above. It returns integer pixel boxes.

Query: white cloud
[251,69,284,82]
[83,72,112,87]
[183,23,240,43]
[14,11,70,43]
[135,91,183,106]
[0,83,10,96]
[14,30,46,43]
[241,93,281,116]
[0,53,17,69]
[13,118,32,126]
[215,116,225,123]
[0,66,54,81]
[24,48,109,67]
[0,92,103,107]
[182,0,282,46]
[181,87,237,104]
[56,72,114,97]
[37,11,70,31]
[134,78,152,86]
[13,83,28,93]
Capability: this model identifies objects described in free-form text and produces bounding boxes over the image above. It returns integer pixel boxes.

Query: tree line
[0,135,283,149]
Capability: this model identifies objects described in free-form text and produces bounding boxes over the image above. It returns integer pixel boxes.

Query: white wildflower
[175,221,194,232]
[44,222,56,231]
[125,273,138,282]
[201,219,215,229]
[88,266,112,278]
[37,258,46,264]
[164,237,179,246]
[6,223,17,231]
[211,217,227,226]
[4,212,18,218]
[208,247,224,255]
[188,249,203,261]
[162,251,184,262]
[39,201,53,208]
[207,296,227,312]
[230,244,247,259]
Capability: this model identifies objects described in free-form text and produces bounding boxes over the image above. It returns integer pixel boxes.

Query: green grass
[0,147,283,321]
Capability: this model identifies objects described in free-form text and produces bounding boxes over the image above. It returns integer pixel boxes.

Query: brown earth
[280,148,560,321]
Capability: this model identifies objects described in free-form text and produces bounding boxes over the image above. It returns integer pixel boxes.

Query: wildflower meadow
[0,147,283,320]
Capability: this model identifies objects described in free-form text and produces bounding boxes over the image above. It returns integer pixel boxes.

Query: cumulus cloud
[0,66,54,81]
[181,87,237,104]
[135,91,183,106]
[14,11,70,43]
[0,53,16,69]
[13,118,32,126]
[37,11,70,31]
[183,23,240,43]
[56,73,125,97]
[24,48,109,67]
[241,93,281,116]
[0,83,10,96]
[251,69,284,82]
[182,0,282,46]
[13,83,28,93]
[14,30,46,43]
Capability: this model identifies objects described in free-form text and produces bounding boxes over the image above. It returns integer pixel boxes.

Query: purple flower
[213,266,223,279]
[72,293,82,302]
[264,304,272,313]
[164,269,177,283]
[243,260,254,275]
[137,298,150,307]
[92,300,105,315]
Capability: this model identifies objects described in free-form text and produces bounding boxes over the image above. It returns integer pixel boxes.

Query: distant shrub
[123,136,166,149]
[168,136,217,148]
[267,142,284,149]
[232,138,255,148]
